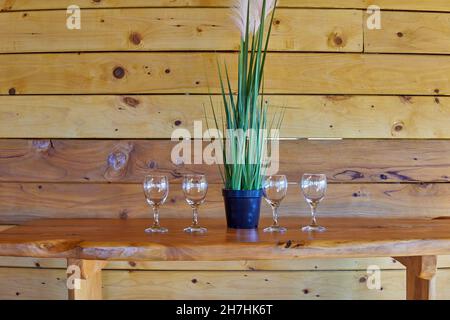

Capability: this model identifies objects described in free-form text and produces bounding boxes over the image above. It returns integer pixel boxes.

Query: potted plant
[208,0,282,229]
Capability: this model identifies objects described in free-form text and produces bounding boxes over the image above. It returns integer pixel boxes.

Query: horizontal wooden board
[0,9,362,53]
[1,0,449,11]
[0,95,448,138]
[0,256,400,270]
[4,218,450,260]
[1,139,450,183]
[1,182,450,223]
[1,268,449,300]
[103,269,450,300]
[0,268,67,299]
[2,255,450,270]
[1,53,449,95]
[365,11,450,54]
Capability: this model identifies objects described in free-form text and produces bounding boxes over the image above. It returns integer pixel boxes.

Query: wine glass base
[264,225,287,233]
[184,226,207,233]
[145,226,168,233]
[301,225,326,232]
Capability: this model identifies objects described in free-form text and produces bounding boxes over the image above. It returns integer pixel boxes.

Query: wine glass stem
[152,205,160,227]
[310,203,318,226]
[192,206,199,226]
[272,206,279,226]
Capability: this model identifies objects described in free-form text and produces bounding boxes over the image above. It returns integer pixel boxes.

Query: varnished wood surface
[3,182,450,224]
[1,218,450,261]
[0,9,362,53]
[1,139,450,183]
[0,95,448,139]
[364,11,450,54]
[1,53,449,95]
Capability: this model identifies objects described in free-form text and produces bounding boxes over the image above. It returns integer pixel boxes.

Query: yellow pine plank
[0,268,67,300]
[102,269,450,300]
[2,182,450,224]
[1,268,449,300]
[365,11,450,54]
[1,53,449,95]
[2,256,450,270]
[1,0,450,11]
[0,95,447,138]
[0,9,362,53]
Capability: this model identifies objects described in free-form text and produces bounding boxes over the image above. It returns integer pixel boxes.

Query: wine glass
[182,174,208,233]
[262,175,288,232]
[300,173,327,232]
[143,175,169,233]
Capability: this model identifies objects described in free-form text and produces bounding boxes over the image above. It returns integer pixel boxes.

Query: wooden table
[1,217,450,300]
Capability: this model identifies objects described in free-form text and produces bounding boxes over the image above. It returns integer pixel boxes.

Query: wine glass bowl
[182,174,208,233]
[143,175,169,233]
[262,175,288,232]
[300,173,327,232]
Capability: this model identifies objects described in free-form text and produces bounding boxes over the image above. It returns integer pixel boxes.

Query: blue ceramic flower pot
[222,189,263,229]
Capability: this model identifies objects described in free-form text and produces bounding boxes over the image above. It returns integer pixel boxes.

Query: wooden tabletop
[1,217,450,261]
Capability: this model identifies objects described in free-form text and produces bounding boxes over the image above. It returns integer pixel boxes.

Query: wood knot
[147,160,157,169]
[31,140,51,152]
[129,32,142,45]
[165,68,171,74]
[8,88,16,95]
[273,19,281,25]
[104,143,134,181]
[113,66,125,79]
[174,120,182,126]
[119,209,129,220]
[396,32,404,37]
[108,152,127,171]
[122,96,140,108]
[284,240,292,248]
[399,96,412,104]
[328,30,346,48]
[392,121,404,133]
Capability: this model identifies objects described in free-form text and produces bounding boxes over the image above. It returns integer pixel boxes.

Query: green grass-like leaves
[208,0,283,191]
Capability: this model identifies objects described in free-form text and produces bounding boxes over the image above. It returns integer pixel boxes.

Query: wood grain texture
[1,0,449,11]
[0,95,448,138]
[67,259,107,300]
[0,267,393,300]
[0,9,362,53]
[2,182,450,224]
[2,139,450,183]
[1,218,450,260]
[365,11,450,54]
[0,267,67,300]
[1,268,449,300]
[396,256,437,300]
[102,269,404,300]
[3,255,450,270]
[1,53,449,95]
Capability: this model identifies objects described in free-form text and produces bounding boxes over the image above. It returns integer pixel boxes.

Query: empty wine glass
[300,173,327,232]
[143,175,169,233]
[262,175,288,232]
[182,174,208,233]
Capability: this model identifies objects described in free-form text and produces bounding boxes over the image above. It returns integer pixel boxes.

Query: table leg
[394,256,437,300]
[67,259,107,300]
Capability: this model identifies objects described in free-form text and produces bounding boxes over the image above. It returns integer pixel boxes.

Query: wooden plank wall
[1,0,450,299]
